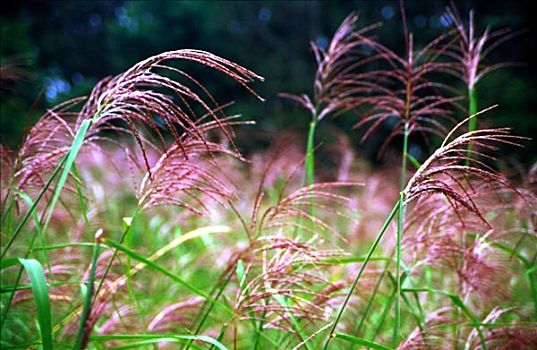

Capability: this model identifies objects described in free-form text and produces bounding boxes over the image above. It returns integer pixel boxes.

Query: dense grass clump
[1,4,536,350]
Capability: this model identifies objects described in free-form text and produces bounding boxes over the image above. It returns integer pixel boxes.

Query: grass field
[1,5,536,350]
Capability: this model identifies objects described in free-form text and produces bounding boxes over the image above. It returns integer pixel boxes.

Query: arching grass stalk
[322,200,400,350]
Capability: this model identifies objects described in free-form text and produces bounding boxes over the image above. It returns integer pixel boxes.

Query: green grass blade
[1,258,20,270]
[44,119,91,232]
[19,258,53,350]
[236,259,246,290]
[406,153,421,169]
[70,165,89,227]
[15,189,51,271]
[333,333,393,350]
[33,242,103,252]
[91,334,228,350]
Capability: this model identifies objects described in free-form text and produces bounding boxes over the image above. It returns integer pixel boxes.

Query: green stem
[306,118,317,221]
[528,267,537,318]
[73,234,101,350]
[394,122,409,346]
[394,193,404,346]
[466,86,477,164]
[305,119,317,187]
[400,123,409,191]
[323,201,400,350]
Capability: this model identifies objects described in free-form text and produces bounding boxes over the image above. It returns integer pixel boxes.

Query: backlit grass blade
[406,153,422,169]
[236,259,246,290]
[19,258,53,350]
[90,334,228,350]
[103,239,224,309]
[332,333,393,350]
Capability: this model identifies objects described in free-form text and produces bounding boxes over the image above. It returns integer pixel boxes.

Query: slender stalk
[322,200,400,350]
[73,232,101,350]
[305,115,317,221]
[394,120,409,346]
[467,87,478,132]
[400,123,409,191]
[305,118,317,187]
[394,192,404,347]
[466,86,478,164]
[352,252,393,341]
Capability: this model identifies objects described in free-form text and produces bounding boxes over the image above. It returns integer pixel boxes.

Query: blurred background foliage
[1,0,535,165]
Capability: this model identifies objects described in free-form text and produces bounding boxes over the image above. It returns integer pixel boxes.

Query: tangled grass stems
[322,200,400,350]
